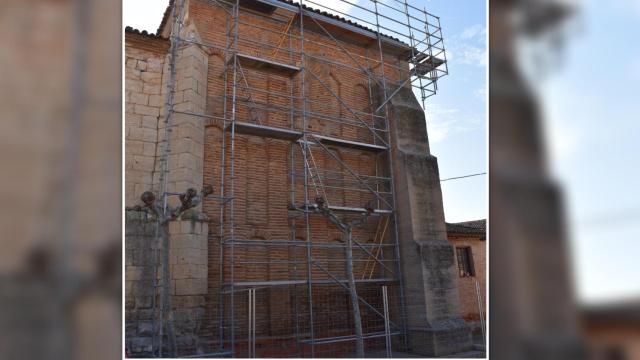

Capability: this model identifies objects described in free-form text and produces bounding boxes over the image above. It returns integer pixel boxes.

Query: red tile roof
[446,219,486,236]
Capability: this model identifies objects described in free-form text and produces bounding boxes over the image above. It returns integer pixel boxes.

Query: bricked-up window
[456,247,475,277]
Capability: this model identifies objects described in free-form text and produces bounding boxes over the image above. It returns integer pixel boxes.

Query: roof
[156,0,404,44]
[157,0,174,35]
[582,300,640,326]
[124,26,168,40]
[446,219,486,236]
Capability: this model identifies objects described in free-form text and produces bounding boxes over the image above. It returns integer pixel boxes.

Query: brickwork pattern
[125,0,463,356]
[193,2,400,351]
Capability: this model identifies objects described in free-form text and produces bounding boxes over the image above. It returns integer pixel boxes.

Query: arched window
[267,74,289,127]
[358,152,375,207]
[307,68,341,136]
[246,137,267,224]
[353,83,374,143]
[323,148,344,208]
[325,72,342,137]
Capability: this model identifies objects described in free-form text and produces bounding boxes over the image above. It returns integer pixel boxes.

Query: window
[456,247,475,277]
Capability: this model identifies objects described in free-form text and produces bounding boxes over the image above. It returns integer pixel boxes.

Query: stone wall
[125,212,158,355]
[386,85,473,356]
[167,215,209,354]
[125,27,211,356]
[125,211,209,356]
[158,40,208,206]
[125,33,167,205]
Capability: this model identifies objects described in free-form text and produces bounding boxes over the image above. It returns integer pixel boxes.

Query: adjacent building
[447,220,487,344]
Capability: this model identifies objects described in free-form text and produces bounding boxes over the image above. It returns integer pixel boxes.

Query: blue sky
[414,0,487,224]
[124,0,488,224]
[537,0,640,303]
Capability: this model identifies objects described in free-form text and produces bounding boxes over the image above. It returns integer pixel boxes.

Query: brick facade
[125,0,470,356]
[448,223,487,344]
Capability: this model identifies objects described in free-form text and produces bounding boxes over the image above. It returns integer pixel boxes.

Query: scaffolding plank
[403,50,429,63]
[228,122,387,152]
[299,331,401,345]
[227,121,302,141]
[225,278,396,287]
[232,53,300,75]
[227,238,395,248]
[328,205,392,214]
[182,350,233,358]
[313,134,387,152]
[412,55,446,76]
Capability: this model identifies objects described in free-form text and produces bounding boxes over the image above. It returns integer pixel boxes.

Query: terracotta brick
[125,0,433,355]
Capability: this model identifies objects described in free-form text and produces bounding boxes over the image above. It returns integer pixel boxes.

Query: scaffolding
[152,0,447,357]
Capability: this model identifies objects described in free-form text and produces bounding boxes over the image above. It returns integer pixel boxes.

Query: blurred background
[0,0,121,359]
[491,0,640,359]
[0,0,638,359]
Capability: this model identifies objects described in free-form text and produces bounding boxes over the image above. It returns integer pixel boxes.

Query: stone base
[407,319,473,357]
[125,211,209,357]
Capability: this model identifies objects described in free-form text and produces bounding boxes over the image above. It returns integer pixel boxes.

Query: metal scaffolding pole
[137,0,447,357]
[229,0,240,355]
[475,280,486,345]
[373,0,410,351]
[247,288,256,358]
[298,0,316,356]
[344,227,364,357]
[151,0,187,356]
[217,8,231,352]
[382,285,392,358]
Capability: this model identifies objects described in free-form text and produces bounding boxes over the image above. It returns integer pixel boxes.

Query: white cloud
[460,24,487,41]
[424,104,459,143]
[457,43,487,66]
[447,25,487,67]
[424,101,486,143]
